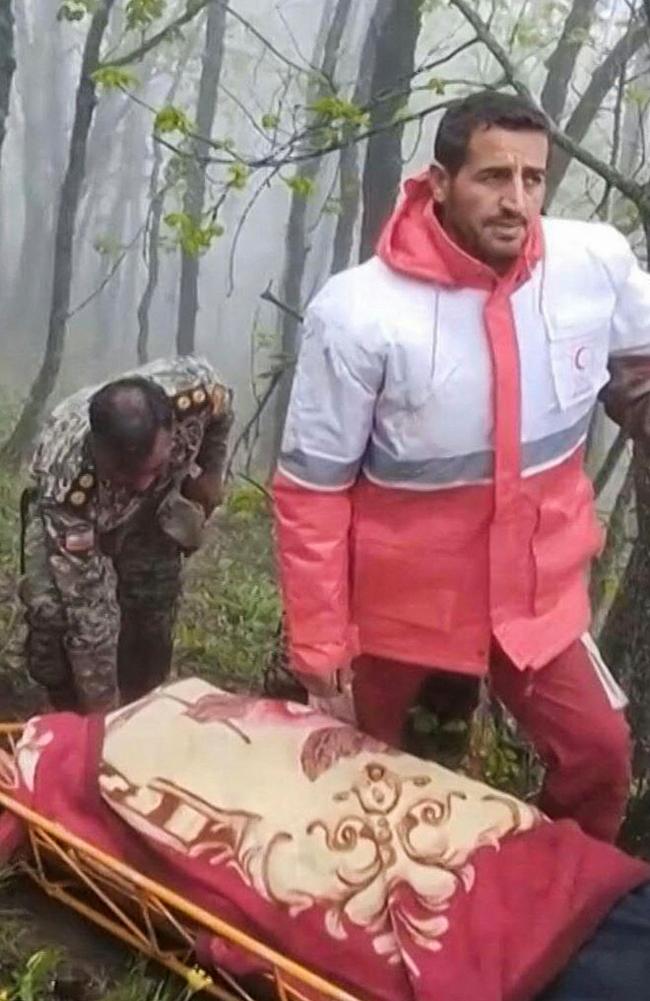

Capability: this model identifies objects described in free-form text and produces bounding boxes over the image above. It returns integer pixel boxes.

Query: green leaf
[57,0,95,21]
[92,66,139,90]
[284,174,315,198]
[164,212,224,256]
[261,113,280,130]
[154,105,191,136]
[125,0,166,31]
[309,95,369,129]
[227,163,250,190]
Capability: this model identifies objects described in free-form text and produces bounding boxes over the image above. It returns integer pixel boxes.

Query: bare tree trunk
[0,0,15,167]
[545,19,647,204]
[271,0,354,462]
[176,1,227,356]
[137,144,165,365]
[330,2,382,275]
[0,0,116,465]
[359,0,422,262]
[137,32,197,365]
[540,0,598,122]
[599,220,650,772]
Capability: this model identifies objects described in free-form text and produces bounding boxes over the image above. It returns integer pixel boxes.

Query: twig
[594,428,629,499]
[101,0,214,68]
[260,283,303,322]
[234,472,272,500]
[227,166,281,296]
[66,224,146,321]
[446,0,649,208]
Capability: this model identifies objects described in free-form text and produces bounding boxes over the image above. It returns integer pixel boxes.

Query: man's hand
[295,667,356,724]
[294,665,353,698]
[182,471,224,519]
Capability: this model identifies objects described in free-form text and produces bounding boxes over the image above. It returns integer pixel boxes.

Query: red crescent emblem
[575,346,590,370]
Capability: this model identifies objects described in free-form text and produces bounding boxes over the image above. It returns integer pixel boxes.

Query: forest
[0,0,650,996]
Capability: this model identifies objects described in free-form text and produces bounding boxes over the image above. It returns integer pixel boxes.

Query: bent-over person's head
[430,90,550,272]
[89,377,173,493]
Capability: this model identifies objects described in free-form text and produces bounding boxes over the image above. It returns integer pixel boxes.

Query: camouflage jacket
[27,356,233,709]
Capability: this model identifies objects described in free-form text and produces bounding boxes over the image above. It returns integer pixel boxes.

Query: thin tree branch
[101,0,214,68]
[260,282,303,322]
[66,223,145,320]
[447,0,650,208]
[594,428,630,498]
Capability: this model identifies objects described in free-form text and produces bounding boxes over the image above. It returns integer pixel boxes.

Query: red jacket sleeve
[273,472,359,678]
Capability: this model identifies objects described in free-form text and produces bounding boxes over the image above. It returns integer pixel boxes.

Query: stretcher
[0,724,359,1001]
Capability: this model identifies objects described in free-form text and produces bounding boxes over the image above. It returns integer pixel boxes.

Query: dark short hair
[434,90,549,175]
[89,376,173,465]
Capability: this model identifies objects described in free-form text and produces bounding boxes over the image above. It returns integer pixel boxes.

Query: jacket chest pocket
[546,314,610,411]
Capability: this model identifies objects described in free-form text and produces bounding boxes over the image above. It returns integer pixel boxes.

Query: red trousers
[352,639,631,843]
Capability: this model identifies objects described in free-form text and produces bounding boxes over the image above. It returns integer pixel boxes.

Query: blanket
[0,678,647,1001]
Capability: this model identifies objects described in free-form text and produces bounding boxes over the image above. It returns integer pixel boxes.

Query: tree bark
[599,221,650,773]
[0,0,116,465]
[0,0,15,167]
[359,0,422,262]
[7,1,70,344]
[545,20,647,204]
[330,2,383,275]
[271,0,354,461]
[540,0,598,123]
[176,1,227,356]
[137,36,194,365]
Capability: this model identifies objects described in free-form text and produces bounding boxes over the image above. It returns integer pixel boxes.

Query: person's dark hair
[434,91,549,175]
[89,376,173,465]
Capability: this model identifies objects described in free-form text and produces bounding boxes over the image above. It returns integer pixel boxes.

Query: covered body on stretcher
[0,677,649,1001]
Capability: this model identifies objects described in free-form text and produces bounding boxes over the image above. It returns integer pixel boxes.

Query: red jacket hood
[376,172,543,291]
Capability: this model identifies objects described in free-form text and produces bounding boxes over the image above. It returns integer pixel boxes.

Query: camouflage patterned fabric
[20,356,234,713]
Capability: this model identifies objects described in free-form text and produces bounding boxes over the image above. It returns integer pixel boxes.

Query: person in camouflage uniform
[20,356,233,714]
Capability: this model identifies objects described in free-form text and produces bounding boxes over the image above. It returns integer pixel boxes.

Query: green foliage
[283,174,315,199]
[125,0,166,31]
[226,163,250,191]
[163,212,224,256]
[9,949,63,1001]
[101,963,190,1001]
[261,113,280,130]
[175,484,281,688]
[91,67,139,91]
[309,95,369,130]
[56,0,95,22]
[153,106,191,137]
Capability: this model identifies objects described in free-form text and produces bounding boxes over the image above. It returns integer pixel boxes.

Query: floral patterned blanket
[0,677,647,1001]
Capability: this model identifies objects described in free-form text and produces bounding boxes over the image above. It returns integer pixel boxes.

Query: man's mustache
[485,213,527,227]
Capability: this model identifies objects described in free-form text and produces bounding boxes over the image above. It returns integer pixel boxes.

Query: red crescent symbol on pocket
[575,346,589,370]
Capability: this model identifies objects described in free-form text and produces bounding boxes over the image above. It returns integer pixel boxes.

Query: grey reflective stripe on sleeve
[278,448,362,488]
[363,412,591,487]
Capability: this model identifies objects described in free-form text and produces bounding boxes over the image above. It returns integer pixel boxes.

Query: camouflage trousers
[20,501,182,712]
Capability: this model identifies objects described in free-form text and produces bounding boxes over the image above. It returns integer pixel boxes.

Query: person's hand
[294,665,353,698]
[182,472,224,519]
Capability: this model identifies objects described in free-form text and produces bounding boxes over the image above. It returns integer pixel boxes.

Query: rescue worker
[273,90,650,843]
[20,356,233,713]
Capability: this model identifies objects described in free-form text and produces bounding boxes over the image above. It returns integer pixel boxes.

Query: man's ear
[429,163,450,206]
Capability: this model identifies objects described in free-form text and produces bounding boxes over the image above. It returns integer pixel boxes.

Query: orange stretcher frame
[0,724,361,1001]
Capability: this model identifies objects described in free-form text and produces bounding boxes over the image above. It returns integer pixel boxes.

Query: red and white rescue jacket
[274,175,650,680]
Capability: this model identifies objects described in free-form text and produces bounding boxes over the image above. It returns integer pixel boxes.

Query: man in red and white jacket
[273,90,650,842]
